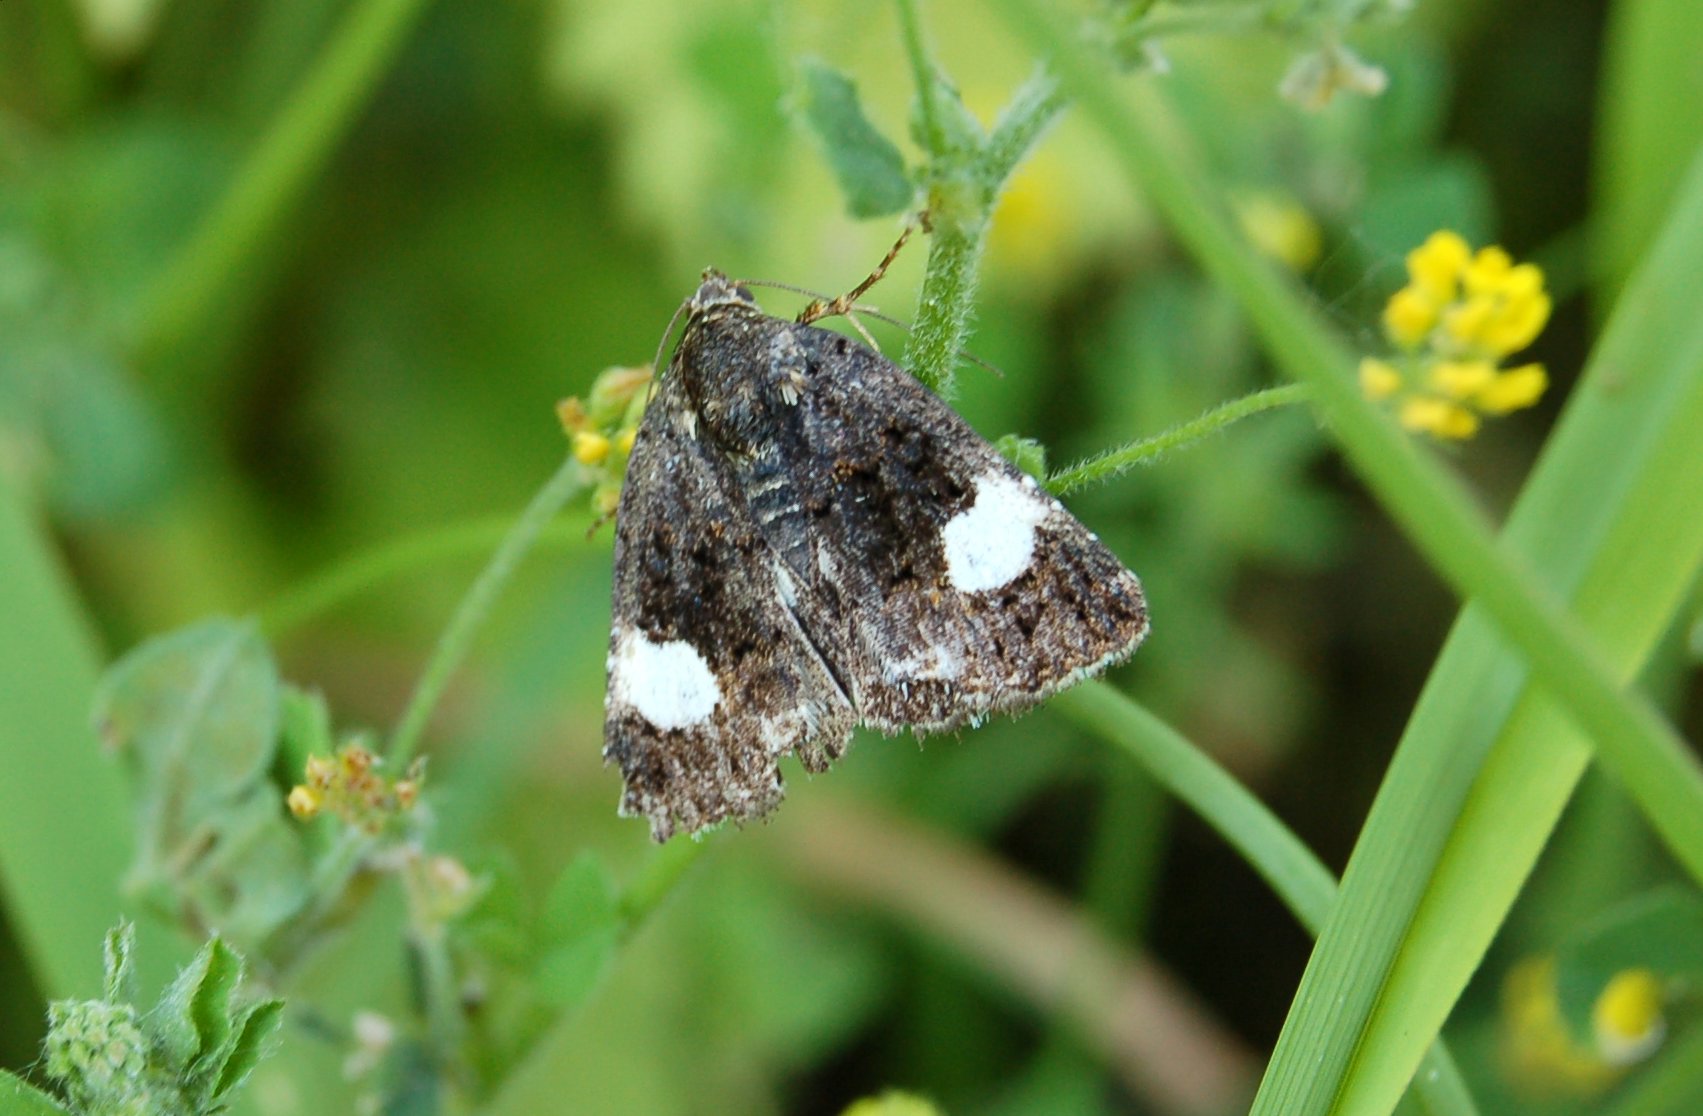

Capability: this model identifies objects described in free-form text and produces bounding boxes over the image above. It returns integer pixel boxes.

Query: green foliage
[0,1072,76,1116]
[794,59,915,219]
[533,853,619,1010]
[4,0,1702,1114]
[91,619,312,950]
[32,926,282,1116]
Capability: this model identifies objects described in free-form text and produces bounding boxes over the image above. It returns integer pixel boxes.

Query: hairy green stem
[1047,383,1310,495]
[386,456,586,768]
[978,67,1068,185]
[893,0,945,155]
[905,217,987,397]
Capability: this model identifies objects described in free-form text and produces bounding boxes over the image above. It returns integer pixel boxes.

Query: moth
[604,271,1148,840]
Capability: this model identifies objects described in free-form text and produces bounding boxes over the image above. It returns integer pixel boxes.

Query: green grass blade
[0,481,133,998]
[1055,684,1478,1116]
[1593,0,1703,297]
[1324,143,1703,1116]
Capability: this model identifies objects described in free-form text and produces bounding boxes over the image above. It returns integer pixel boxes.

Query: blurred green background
[3,0,1699,1113]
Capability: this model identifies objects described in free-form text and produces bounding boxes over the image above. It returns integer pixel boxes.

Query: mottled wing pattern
[604,373,855,840]
[743,319,1149,733]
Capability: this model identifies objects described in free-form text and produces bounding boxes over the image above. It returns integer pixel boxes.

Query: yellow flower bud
[1399,396,1480,440]
[1358,357,1404,401]
[1480,290,1552,356]
[615,427,637,455]
[305,754,336,788]
[1593,968,1665,1065]
[556,397,588,435]
[287,785,322,819]
[1383,287,1438,348]
[1476,363,1548,414]
[1428,359,1496,399]
[1234,192,1323,272]
[573,430,611,466]
[1406,231,1470,300]
[1441,295,1497,351]
[1463,245,1514,295]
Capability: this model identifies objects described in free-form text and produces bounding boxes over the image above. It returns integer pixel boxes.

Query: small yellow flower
[1501,956,1620,1097]
[1463,244,1513,292]
[304,754,336,788]
[556,397,588,435]
[291,744,419,834]
[1358,358,1403,401]
[1476,363,1549,414]
[287,785,322,819]
[615,427,637,455]
[1235,192,1323,272]
[1399,396,1480,440]
[1428,359,1497,400]
[1593,968,1665,1065]
[1383,287,1438,349]
[1365,232,1552,439]
[573,430,611,466]
[1480,288,1551,356]
[1406,231,1470,301]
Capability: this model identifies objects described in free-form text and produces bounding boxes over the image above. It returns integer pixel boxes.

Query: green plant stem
[905,217,987,396]
[989,0,1703,888]
[132,0,433,363]
[259,518,592,638]
[1047,383,1310,495]
[386,456,586,768]
[404,859,468,1081]
[893,0,945,156]
[1055,682,1477,1115]
[614,835,717,939]
[978,67,1069,185]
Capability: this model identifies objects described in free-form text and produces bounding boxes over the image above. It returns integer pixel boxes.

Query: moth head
[692,269,757,314]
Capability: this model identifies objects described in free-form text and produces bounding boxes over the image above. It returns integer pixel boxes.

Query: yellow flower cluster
[559,364,650,516]
[288,743,421,835]
[1360,230,1550,439]
[1501,956,1667,1099]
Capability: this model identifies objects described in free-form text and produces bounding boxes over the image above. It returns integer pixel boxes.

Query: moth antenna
[797,219,920,325]
[743,287,1005,379]
[841,311,882,353]
[586,505,617,539]
[646,295,696,406]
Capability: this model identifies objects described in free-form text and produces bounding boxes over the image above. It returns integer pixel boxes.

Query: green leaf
[102,922,137,1005]
[93,618,280,816]
[534,853,620,1009]
[539,852,618,947]
[0,1071,76,1116]
[277,685,335,778]
[147,936,243,1073]
[795,58,914,219]
[211,998,284,1102]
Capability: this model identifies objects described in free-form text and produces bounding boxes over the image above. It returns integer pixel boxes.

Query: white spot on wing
[610,628,721,730]
[942,471,1052,593]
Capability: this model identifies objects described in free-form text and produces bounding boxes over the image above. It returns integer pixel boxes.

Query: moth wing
[765,323,1148,732]
[604,374,856,840]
